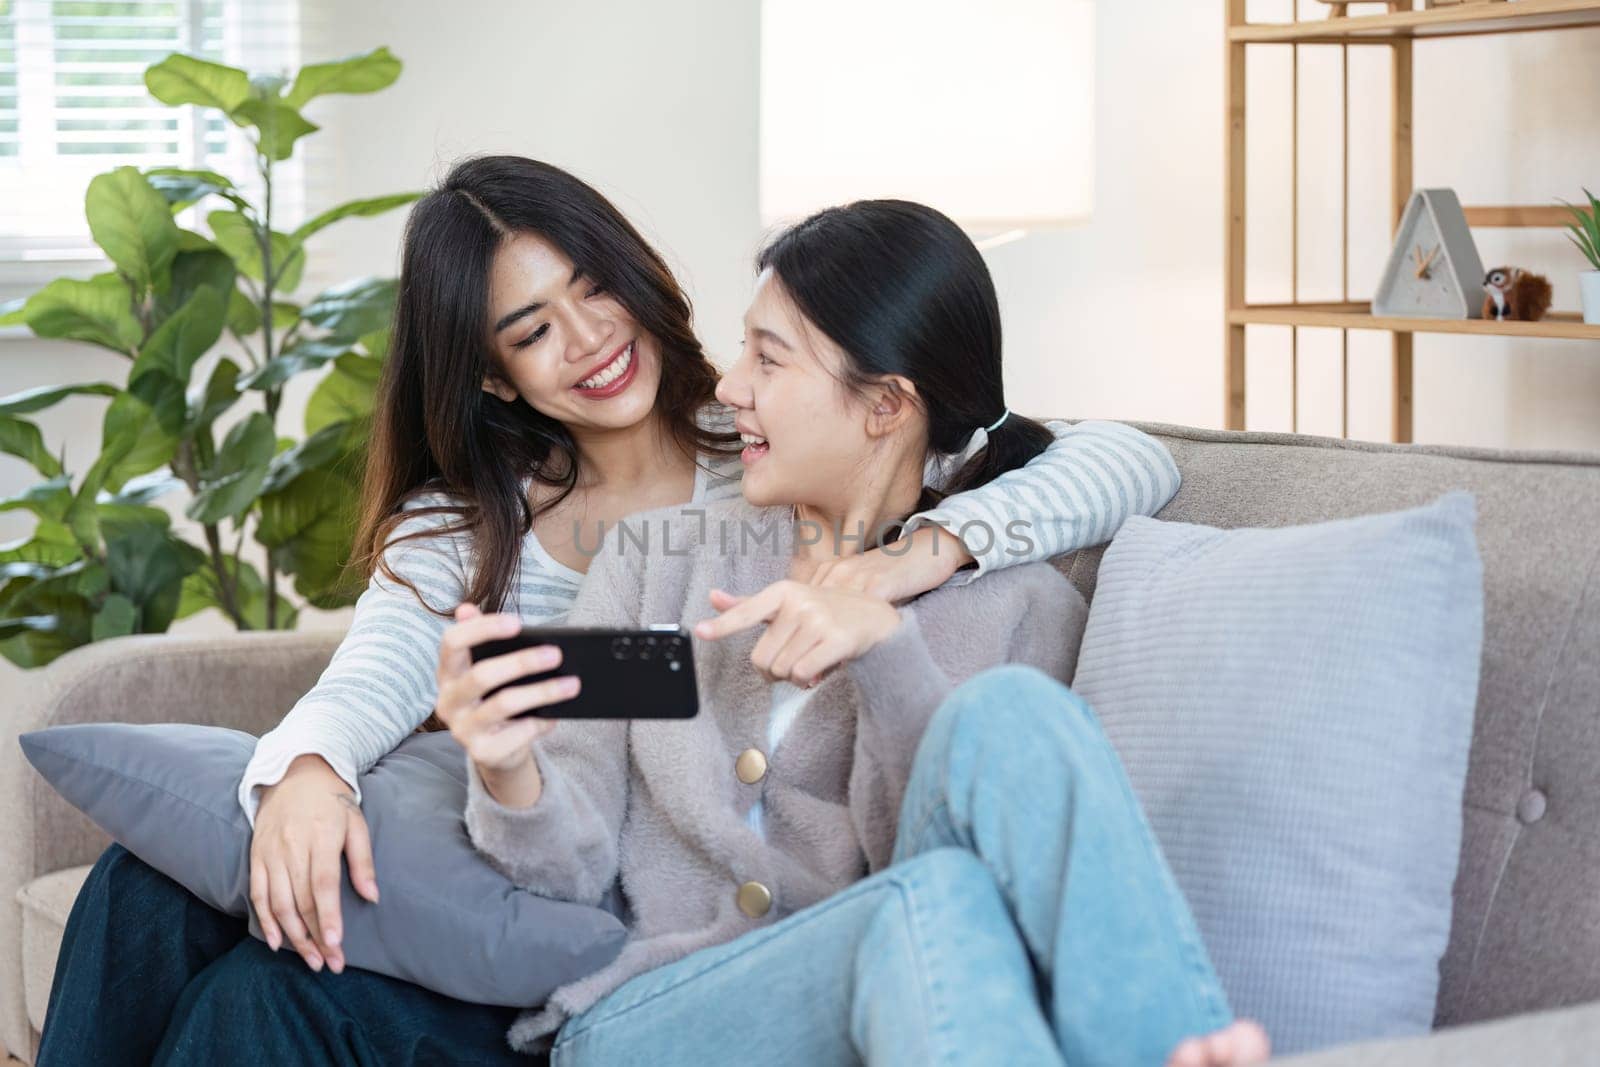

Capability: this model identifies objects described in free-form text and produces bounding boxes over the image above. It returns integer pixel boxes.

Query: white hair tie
[983,407,1011,434]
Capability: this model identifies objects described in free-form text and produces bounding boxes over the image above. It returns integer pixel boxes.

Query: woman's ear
[481,373,519,403]
[864,375,921,439]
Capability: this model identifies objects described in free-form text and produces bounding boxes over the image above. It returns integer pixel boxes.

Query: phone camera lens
[611,637,631,659]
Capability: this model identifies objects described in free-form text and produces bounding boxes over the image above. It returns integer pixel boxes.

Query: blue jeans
[551,666,1231,1067]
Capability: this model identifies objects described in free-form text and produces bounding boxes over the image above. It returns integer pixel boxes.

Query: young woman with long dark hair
[37,161,1187,1065]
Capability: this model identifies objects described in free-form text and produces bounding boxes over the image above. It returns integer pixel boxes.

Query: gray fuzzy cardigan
[463,497,1087,1051]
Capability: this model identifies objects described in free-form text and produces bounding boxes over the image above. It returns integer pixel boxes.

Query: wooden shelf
[1231,303,1600,341]
[1232,0,1600,43]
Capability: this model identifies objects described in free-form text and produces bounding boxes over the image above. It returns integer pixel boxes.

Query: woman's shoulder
[917,560,1080,634]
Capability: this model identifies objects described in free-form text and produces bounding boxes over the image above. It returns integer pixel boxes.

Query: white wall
[989,0,1600,449]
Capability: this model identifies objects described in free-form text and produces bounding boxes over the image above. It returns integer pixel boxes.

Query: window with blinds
[0,0,302,272]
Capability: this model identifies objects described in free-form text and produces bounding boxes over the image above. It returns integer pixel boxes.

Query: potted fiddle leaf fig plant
[1564,188,1600,325]
[0,46,421,668]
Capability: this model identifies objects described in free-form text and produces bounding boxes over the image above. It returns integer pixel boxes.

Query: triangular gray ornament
[1373,189,1485,319]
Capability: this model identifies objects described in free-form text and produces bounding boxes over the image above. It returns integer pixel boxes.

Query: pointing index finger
[695,584,785,641]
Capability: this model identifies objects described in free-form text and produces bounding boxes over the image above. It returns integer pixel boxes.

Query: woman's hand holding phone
[436,603,581,808]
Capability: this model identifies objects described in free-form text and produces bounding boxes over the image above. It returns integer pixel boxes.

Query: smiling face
[717,268,923,514]
[480,231,663,433]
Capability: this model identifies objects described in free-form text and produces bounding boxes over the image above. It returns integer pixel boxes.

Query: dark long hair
[353,155,737,616]
[756,200,1052,501]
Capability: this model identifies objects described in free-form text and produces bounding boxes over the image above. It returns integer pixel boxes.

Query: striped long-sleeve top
[237,411,1180,822]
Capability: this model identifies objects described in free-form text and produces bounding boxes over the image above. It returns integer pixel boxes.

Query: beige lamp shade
[759,0,1095,230]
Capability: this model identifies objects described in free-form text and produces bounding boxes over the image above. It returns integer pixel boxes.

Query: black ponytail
[755,200,1051,502]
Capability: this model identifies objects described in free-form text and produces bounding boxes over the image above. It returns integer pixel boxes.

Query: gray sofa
[5,421,1599,1064]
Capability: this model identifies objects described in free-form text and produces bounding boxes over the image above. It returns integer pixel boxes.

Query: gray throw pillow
[1071,491,1483,1056]
[19,724,627,1007]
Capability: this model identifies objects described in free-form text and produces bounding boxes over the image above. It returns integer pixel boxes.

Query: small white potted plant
[1564,188,1600,325]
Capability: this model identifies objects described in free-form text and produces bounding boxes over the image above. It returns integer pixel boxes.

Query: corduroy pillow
[1071,491,1483,1056]
[19,724,627,1007]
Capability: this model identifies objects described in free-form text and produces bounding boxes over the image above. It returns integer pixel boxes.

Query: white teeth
[740,432,768,446]
[578,343,633,389]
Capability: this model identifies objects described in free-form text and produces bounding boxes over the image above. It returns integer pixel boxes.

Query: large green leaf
[144,167,239,212]
[0,381,119,416]
[145,54,252,112]
[302,277,395,342]
[261,421,352,495]
[131,287,225,390]
[305,352,381,436]
[15,274,142,354]
[257,466,362,606]
[99,469,183,509]
[207,210,306,291]
[91,594,140,641]
[187,411,276,523]
[0,476,73,523]
[187,356,242,432]
[238,339,347,392]
[105,523,194,607]
[155,245,236,326]
[0,519,82,568]
[290,192,421,245]
[97,385,183,493]
[86,167,180,291]
[0,416,62,477]
[285,47,401,109]
[233,96,319,162]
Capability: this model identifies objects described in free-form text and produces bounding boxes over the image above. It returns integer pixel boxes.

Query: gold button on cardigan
[735,748,768,784]
[737,881,773,918]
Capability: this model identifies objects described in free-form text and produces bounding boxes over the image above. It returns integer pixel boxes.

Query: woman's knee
[878,848,1008,924]
[920,666,1104,773]
[81,842,188,914]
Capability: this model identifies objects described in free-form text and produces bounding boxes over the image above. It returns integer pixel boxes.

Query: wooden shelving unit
[1224,0,1600,442]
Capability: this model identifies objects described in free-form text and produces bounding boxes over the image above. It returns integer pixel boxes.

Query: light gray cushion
[18,724,627,1007]
[1071,491,1484,1055]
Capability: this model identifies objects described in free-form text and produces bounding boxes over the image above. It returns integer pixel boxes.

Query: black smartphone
[468,625,698,720]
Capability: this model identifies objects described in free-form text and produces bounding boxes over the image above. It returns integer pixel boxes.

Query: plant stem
[256,147,284,629]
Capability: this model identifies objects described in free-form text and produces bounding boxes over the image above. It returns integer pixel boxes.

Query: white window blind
[0,0,304,281]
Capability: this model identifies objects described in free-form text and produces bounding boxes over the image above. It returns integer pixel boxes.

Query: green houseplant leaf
[207,210,307,290]
[144,54,252,112]
[232,97,319,162]
[302,277,396,342]
[0,418,63,478]
[85,167,180,291]
[130,287,227,390]
[290,192,422,245]
[187,411,276,523]
[13,274,142,354]
[0,382,120,416]
[285,46,402,108]
[143,167,240,212]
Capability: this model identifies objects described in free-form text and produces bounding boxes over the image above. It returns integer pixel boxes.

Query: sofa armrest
[1273,999,1600,1066]
[5,628,344,877]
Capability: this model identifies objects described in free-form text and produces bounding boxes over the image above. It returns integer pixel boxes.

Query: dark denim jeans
[37,843,535,1066]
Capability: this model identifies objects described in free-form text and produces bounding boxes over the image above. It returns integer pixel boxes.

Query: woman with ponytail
[421,201,1268,1066]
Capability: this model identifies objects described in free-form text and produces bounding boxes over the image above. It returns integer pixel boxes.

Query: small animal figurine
[1481,267,1553,322]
